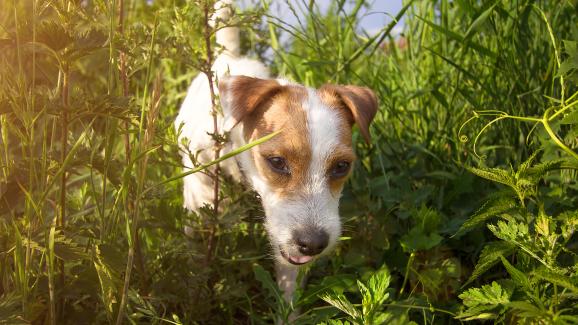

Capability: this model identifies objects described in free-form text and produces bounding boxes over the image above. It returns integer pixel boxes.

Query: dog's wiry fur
[175,0,378,307]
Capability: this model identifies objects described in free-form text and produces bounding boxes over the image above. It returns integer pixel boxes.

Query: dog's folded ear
[320,84,378,144]
[218,76,282,128]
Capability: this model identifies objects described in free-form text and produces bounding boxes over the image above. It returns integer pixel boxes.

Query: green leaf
[506,301,546,319]
[533,268,578,294]
[516,150,541,179]
[252,264,284,304]
[320,291,362,324]
[454,197,517,237]
[500,256,531,290]
[488,220,529,242]
[417,16,497,59]
[464,241,516,287]
[299,274,356,305]
[54,235,89,261]
[358,267,391,320]
[464,1,500,41]
[457,281,511,320]
[558,210,578,240]
[465,165,516,188]
[320,320,352,325]
[456,309,500,321]
[560,109,578,125]
[459,281,511,308]
[557,40,578,77]
[400,227,443,252]
[93,246,120,319]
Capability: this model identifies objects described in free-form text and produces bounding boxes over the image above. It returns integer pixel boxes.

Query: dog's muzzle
[279,227,329,265]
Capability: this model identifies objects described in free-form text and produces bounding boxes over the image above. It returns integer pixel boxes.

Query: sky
[242,0,405,36]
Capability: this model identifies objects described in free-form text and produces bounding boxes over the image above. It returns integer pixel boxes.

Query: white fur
[254,90,343,263]
[175,0,346,309]
[174,55,269,216]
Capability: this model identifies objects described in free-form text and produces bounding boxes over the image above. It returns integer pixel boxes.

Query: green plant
[453,6,578,322]
[320,267,395,325]
[456,154,578,322]
[1,0,577,323]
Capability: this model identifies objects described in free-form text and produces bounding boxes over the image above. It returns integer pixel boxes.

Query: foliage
[0,0,577,324]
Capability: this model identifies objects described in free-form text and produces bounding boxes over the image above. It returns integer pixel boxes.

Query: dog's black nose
[293,228,329,256]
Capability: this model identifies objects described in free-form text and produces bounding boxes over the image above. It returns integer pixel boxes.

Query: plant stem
[542,110,578,161]
[202,0,221,266]
[115,15,159,325]
[399,252,415,295]
[57,61,69,320]
[118,0,131,162]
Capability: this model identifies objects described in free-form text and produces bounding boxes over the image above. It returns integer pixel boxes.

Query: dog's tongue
[289,255,313,264]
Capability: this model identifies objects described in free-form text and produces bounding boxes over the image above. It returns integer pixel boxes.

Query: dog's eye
[330,161,351,178]
[266,156,290,174]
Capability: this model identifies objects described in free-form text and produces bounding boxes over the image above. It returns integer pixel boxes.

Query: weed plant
[0,0,577,324]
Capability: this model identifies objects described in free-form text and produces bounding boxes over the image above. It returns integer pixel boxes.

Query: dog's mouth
[279,246,314,265]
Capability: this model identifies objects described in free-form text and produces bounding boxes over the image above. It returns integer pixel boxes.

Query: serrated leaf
[557,40,578,77]
[535,212,550,237]
[558,210,578,240]
[253,264,284,304]
[533,268,578,294]
[464,241,516,287]
[459,281,511,308]
[359,267,391,320]
[253,263,292,320]
[37,20,73,52]
[366,268,391,305]
[93,246,120,319]
[454,196,517,237]
[488,220,529,242]
[320,291,362,324]
[465,165,516,188]
[506,301,547,320]
[516,151,541,178]
[560,109,578,125]
[500,256,531,290]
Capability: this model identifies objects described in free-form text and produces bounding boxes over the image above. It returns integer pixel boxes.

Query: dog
[175,0,378,308]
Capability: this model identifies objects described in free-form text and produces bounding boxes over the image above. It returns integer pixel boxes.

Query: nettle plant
[455,12,578,323]
[319,267,395,325]
[455,152,578,323]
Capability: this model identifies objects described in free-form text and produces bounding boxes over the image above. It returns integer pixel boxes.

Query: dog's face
[219,76,377,266]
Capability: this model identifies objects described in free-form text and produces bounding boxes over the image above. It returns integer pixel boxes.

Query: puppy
[175,0,378,307]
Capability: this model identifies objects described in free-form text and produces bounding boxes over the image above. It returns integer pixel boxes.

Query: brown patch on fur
[243,85,313,198]
[318,84,378,143]
[223,77,365,199]
[218,76,282,126]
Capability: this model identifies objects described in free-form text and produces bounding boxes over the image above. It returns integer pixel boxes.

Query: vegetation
[1,0,577,324]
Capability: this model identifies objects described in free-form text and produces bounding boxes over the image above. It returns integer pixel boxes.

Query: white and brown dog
[175,0,377,304]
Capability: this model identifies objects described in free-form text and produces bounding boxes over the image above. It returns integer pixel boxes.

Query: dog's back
[174,0,268,214]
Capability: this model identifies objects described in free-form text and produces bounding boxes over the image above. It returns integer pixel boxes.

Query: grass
[1,0,577,324]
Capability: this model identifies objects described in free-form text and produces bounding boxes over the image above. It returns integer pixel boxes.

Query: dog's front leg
[276,263,299,302]
[276,263,305,323]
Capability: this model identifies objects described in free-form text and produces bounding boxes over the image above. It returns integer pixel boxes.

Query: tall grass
[1,0,577,324]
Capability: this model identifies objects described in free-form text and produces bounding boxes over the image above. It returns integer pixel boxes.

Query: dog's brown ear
[218,76,282,126]
[320,84,378,144]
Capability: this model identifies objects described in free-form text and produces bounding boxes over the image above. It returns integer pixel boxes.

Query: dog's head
[219,76,378,266]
